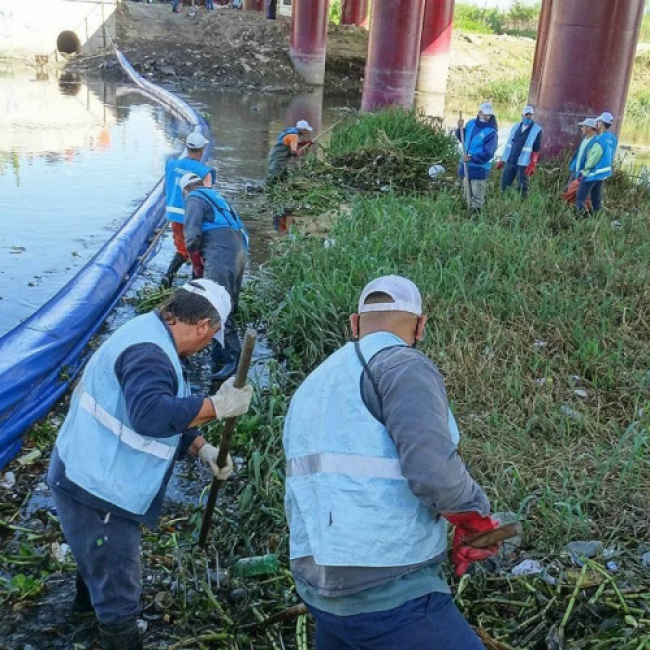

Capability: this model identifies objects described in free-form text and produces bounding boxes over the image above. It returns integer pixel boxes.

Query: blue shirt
[48,314,205,527]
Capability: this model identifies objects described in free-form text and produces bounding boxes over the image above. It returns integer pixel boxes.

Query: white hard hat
[578,118,598,128]
[358,275,422,317]
[296,120,313,131]
[179,279,232,346]
[186,130,209,149]
[179,172,202,191]
[479,102,494,116]
[522,105,535,116]
[596,111,614,124]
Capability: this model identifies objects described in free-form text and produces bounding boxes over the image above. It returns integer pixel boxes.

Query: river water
[2,68,649,340]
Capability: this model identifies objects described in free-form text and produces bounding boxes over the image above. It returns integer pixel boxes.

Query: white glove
[209,377,253,421]
[198,443,234,481]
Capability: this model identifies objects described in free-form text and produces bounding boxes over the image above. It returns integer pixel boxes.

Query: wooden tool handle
[467,522,522,549]
[198,329,257,548]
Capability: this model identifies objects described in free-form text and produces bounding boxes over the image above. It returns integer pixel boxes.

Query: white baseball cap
[479,102,494,116]
[358,275,422,317]
[296,120,313,131]
[522,105,535,116]
[179,172,202,191]
[596,111,614,124]
[578,118,598,128]
[186,130,209,149]
[180,279,232,346]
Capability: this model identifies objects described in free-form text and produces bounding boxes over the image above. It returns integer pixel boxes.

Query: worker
[266,0,277,19]
[576,111,618,213]
[568,117,608,214]
[497,105,542,196]
[172,0,181,12]
[284,275,500,649]
[456,102,498,214]
[181,173,248,383]
[162,130,216,288]
[267,120,313,185]
[47,279,253,650]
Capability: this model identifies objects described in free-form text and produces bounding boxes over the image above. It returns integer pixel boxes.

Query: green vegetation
[454,1,540,38]
[474,76,529,106]
[638,13,650,42]
[328,0,341,24]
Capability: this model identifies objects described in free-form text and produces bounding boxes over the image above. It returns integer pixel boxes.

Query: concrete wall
[0,0,118,58]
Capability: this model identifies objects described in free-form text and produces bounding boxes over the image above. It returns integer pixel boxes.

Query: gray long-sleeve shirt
[292,342,489,601]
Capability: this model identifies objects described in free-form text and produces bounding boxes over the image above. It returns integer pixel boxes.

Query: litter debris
[574,389,588,398]
[231,554,279,578]
[560,404,582,420]
[154,592,173,611]
[428,164,445,178]
[17,449,42,466]
[51,542,71,563]
[511,559,543,576]
[567,540,603,566]
[606,561,619,573]
[641,552,650,569]
[0,471,16,489]
[533,339,548,348]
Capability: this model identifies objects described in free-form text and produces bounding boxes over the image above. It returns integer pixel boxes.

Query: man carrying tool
[283,275,500,649]
[267,119,314,185]
[162,130,216,287]
[47,279,253,650]
[497,105,543,197]
[180,172,248,383]
[575,111,618,214]
[456,102,498,214]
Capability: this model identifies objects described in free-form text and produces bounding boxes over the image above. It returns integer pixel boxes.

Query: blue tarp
[0,50,212,469]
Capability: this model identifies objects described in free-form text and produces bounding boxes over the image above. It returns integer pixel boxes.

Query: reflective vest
[54,313,189,515]
[284,332,459,568]
[277,127,299,145]
[462,119,497,172]
[587,131,618,181]
[187,187,249,251]
[570,136,598,174]
[165,157,215,223]
[502,121,543,166]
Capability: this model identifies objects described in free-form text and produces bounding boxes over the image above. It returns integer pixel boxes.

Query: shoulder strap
[354,340,382,406]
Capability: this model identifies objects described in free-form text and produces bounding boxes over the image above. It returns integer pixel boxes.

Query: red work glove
[496,160,504,170]
[444,512,500,576]
[189,250,204,279]
[525,152,539,177]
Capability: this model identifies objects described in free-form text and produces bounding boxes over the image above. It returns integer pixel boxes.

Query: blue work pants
[501,163,529,196]
[576,179,603,212]
[308,593,485,650]
[266,0,277,19]
[172,0,181,12]
[206,0,214,9]
[51,486,142,626]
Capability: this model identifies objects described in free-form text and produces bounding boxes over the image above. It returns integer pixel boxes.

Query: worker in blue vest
[456,102,498,214]
[575,111,618,213]
[47,279,253,650]
[162,130,216,288]
[284,275,501,650]
[567,117,606,214]
[181,173,249,383]
[497,105,543,196]
[268,120,313,185]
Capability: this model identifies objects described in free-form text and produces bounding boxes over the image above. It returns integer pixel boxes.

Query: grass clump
[455,1,540,38]
[475,76,529,106]
[246,108,650,646]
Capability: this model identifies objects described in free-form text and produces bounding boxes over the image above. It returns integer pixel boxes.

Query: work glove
[496,160,504,170]
[210,377,253,421]
[189,250,204,278]
[198,443,234,481]
[525,152,539,177]
[444,512,500,576]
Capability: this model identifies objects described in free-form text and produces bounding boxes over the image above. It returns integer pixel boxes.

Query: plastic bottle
[230,554,279,577]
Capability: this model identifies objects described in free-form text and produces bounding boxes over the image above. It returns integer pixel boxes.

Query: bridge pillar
[340,0,368,27]
[415,0,454,95]
[290,0,330,85]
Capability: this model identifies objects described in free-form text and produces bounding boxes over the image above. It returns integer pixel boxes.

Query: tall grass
[474,76,529,105]
[454,1,540,38]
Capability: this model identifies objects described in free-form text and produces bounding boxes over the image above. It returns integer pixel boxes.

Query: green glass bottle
[231,554,279,577]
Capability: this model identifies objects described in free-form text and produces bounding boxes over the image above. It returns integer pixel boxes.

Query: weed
[475,76,529,106]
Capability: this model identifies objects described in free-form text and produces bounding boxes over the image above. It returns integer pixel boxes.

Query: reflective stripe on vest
[462,119,496,171]
[164,157,215,223]
[284,332,452,568]
[55,312,188,514]
[587,131,618,180]
[189,187,250,250]
[502,122,542,166]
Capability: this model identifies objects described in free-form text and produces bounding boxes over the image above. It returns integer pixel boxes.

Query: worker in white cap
[456,102,499,213]
[567,117,609,214]
[497,105,543,197]
[268,119,314,185]
[284,275,499,649]
[162,129,217,288]
[180,172,249,383]
[47,279,253,650]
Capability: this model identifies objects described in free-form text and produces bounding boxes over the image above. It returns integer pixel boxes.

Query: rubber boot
[211,341,239,384]
[72,571,94,614]
[161,252,186,288]
[99,619,143,650]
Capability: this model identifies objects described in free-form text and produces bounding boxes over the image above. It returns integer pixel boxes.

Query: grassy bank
[454,2,541,39]
[246,109,650,647]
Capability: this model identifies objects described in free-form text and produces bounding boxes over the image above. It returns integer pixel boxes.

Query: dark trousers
[205,0,214,8]
[576,179,603,212]
[51,486,141,626]
[172,0,180,12]
[501,163,529,196]
[309,593,485,650]
[266,0,277,19]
